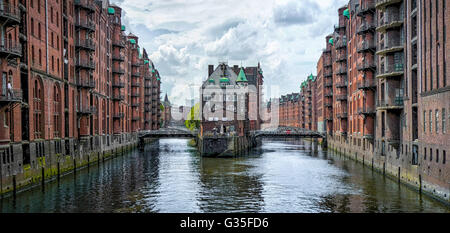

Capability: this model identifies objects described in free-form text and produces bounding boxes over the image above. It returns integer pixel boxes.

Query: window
[424,111,426,133]
[444,151,447,164]
[430,148,433,162]
[443,108,446,133]
[436,110,439,133]
[429,110,432,133]
[436,150,439,163]
[31,18,34,36]
[424,147,427,161]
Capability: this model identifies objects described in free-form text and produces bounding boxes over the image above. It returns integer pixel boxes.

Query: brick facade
[0,0,161,194]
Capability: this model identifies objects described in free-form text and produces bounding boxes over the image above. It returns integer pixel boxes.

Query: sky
[111,0,349,106]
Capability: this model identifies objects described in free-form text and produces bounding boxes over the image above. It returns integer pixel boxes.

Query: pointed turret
[236,67,248,83]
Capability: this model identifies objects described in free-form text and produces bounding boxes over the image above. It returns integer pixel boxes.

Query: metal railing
[0,3,21,23]
[0,89,23,103]
[76,78,95,88]
[75,18,96,31]
[0,41,22,57]
[75,59,95,69]
[75,39,95,50]
[357,79,376,89]
[78,106,97,115]
[74,0,96,12]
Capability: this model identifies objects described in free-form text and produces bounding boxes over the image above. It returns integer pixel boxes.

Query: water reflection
[0,139,449,213]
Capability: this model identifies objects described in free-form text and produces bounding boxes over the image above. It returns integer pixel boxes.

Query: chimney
[208,65,214,77]
[233,65,239,74]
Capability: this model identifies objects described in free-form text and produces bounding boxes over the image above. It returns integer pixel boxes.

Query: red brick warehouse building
[0,0,162,194]
[310,0,449,203]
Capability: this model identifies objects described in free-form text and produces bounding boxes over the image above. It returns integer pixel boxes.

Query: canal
[0,139,449,213]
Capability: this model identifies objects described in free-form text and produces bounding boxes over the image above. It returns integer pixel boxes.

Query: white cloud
[111,0,349,105]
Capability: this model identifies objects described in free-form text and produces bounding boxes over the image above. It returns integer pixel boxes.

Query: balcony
[335,67,347,76]
[336,94,347,101]
[325,80,333,88]
[75,39,95,51]
[356,1,376,16]
[376,42,404,56]
[323,47,332,54]
[112,94,125,101]
[76,78,95,89]
[112,81,125,88]
[144,75,152,80]
[335,38,347,49]
[376,63,404,79]
[357,41,376,53]
[335,53,347,62]
[336,80,348,88]
[112,54,125,62]
[357,106,376,116]
[357,22,376,35]
[324,103,332,108]
[75,59,95,70]
[113,113,125,119]
[75,19,96,32]
[131,93,140,97]
[0,89,23,106]
[77,106,97,115]
[357,60,376,71]
[131,81,141,87]
[337,112,348,119]
[132,61,141,67]
[131,103,140,107]
[0,41,22,58]
[325,93,333,98]
[377,98,404,110]
[377,15,404,32]
[324,70,333,78]
[132,72,141,77]
[357,79,376,90]
[334,24,345,32]
[74,0,96,12]
[112,68,125,74]
[0,3,21,26]
[376,0,403,10]
[112,39,126,48]
[132,117,141,121]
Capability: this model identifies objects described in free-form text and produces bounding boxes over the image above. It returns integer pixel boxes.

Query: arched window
[33,77,44,139]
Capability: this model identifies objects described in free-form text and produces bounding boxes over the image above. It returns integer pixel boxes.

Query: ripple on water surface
[0,139,449,213]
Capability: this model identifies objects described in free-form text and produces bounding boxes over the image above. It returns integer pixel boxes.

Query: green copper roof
[129,39,136,44]
[108,7,115,15]
[308,74,315,81]
[343,9,350,19]
[152,69,155,73]
[236,68,248,82]
[121,25,126,31]
[219,77,230,83]
[208,79,215,84]
[144,60,149,64]
[329,38,334,45]
[157,78,160,81]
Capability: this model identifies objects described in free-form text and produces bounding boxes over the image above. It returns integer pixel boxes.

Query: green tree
[185,103,200,131]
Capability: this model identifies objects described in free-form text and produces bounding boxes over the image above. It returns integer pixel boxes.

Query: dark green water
[0,139,448,213]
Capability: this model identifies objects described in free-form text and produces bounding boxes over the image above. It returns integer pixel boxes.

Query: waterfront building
[301,0,449,202]
[0,0,161,194]
[200,62,255,136]
[161,93,172,128]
